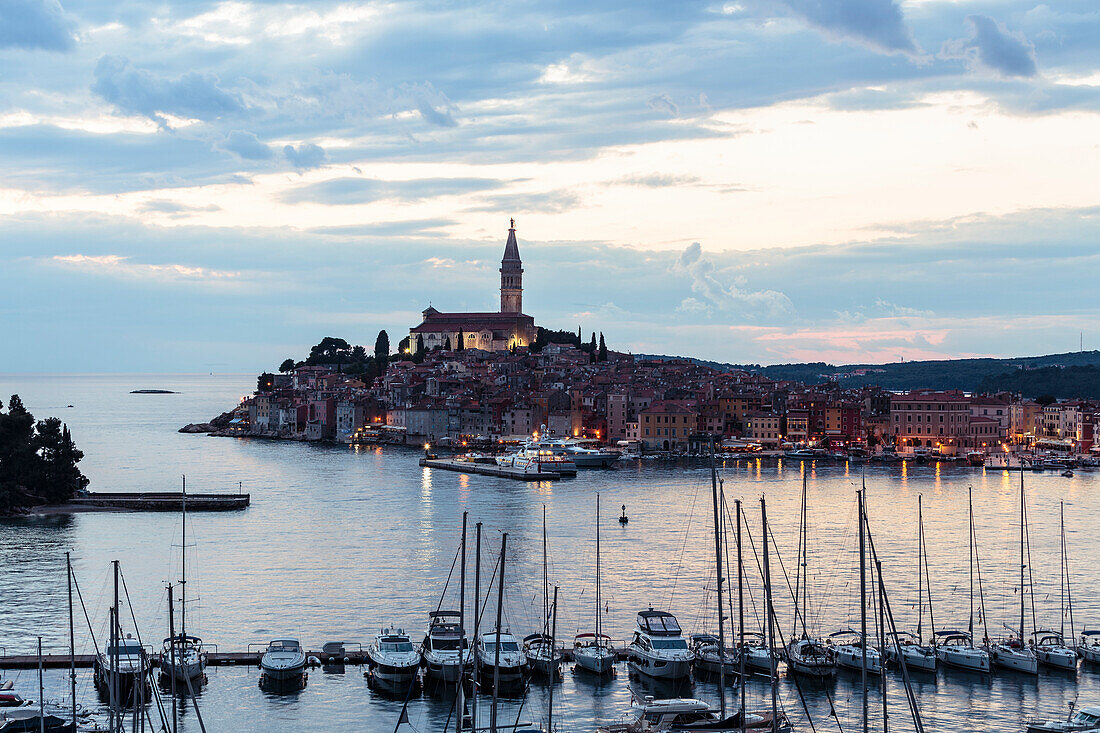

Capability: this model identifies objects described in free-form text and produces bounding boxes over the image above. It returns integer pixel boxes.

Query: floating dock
[419,458,559,481]
[71,492,250,512]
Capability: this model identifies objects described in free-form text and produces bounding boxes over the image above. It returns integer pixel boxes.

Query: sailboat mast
[917,496,923,639]
[735,499,746,732]
[542,506,548,631]
[760,497,779,733]
[168,585,178,733]
[1062,501,1075,644]
[595,494,601,641]
[1019,469,1025,644]
[181,475,187,639]
[490,533,508,733]
[548,585,558,733]
[472,522,482,730]
[458,512,468,731]
[111,559,120,730]
[710,437,726,717]
[968,489,974,647]
[66,552,77,729]
[859,491,868,733]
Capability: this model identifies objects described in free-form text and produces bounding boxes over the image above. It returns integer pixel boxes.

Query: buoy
[619,504,629,524]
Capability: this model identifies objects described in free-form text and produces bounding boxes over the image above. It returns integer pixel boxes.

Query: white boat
[1033,630,1078,671]
[573,633,616,675]
[828,629,883,673]
[786,472,835,679]
[522,633,560,677]
[783,448,816,460]
[476,631,527,686]
[785,636,836,678]
[627,609,693,680]
[1080,630,1100,664]
[420,611,469,683]
[988,470,1039,675]
[538,437,619,468]
[367,628,421,687]
[933,631,991,672]
[1027,704,1100,732]
[93,635,151,698]
[259,639,306,681]
[596,697,792,732]
[883,632,936,672]
[160,634,206,685]
[493,454,567,476]
[737,632,778,674]
[498,444,577,474]
[689,633,738,676]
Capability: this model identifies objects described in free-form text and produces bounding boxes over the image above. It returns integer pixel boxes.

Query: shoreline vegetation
[0,394,89,515]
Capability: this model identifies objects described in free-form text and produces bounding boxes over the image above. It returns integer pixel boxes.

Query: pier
[419,458,559,481]
[70,492,250,511]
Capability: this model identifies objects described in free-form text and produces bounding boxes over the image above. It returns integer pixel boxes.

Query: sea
[0,374,1097,732]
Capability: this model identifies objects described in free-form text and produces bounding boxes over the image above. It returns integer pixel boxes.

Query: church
[409,220,537,352]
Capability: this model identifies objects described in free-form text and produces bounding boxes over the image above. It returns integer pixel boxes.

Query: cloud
[136,200,222,216]
[404,82,459,127]
[309,218,455,237]
[467,190,580,214]
[615,174,701,188]
[0,0,76,51]
[281,177,506,205]
[942,15,1038,78]
[283,143,326,170]
[671,242,794,319]
[775,0,916,55]
[49,254,239,282]
[221,130,273,160]
[91,55,246,124]
[647,93,679,118]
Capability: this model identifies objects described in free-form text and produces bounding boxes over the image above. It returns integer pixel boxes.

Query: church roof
[502,220,521,263]
[411,310,534,333]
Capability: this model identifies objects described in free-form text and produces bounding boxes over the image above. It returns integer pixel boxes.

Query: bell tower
[500,218,523,313]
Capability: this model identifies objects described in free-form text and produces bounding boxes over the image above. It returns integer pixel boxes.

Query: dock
[419,458,559,481]
[70,492,250,512]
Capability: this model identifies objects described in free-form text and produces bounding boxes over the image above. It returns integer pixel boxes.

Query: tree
[1036,394,1057,406]
[306,337,352,365]
[397,336,411,358]
[256,373,275,392]
[444,337,452,351]
[456,330,465,351]
[374,330,390,373]
[598,332,608,362]
[278,359,295,373]
[0,396,88,511]
[588,332,598,363]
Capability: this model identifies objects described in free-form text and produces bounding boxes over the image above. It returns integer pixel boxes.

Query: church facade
[409,221,537,353]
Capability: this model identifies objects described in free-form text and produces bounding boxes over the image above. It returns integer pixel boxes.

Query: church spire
[500,218,523,313]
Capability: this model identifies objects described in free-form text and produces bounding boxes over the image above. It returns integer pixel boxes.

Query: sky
[1,0,1099,372]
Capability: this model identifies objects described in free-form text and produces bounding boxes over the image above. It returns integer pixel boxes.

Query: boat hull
[574,647,616,675]
[885,645,936,672]
[1037,647,1078,671]
[627,651,692,680]
[834,647,883,674]
[422,656,464,683]
[1080,646,1100,664]
[990,646,1039,674]
[936,645,991,672]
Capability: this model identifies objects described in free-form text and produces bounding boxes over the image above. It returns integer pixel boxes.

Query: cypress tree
[598,332,608,362]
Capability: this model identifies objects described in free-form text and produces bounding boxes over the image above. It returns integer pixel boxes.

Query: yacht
[495,451,574,475]
[1033,630,1078,671]
[689,634,737,677]
[573,633,616,675]
[596,697,792,732]
[933,630,991,672]
[538,437,619,468]
[476,631,527,686]
[1080,630,1100,664]
[783,448,816,460]
[987,634,1038,675]
[367,628,421,687]
[259,639,307,681]
[626,609,693,680]
[160,634,206,685]
[828,629,882,673]
[93,634,151,698]
[785,635,836,678]
[1027,705,1100,732]
[737,632,778,674]
[522,633,561,677]
[882,632,936,672]
[420,611,469,683]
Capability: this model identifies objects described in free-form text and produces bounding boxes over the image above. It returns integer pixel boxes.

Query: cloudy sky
[2,0,1098,372]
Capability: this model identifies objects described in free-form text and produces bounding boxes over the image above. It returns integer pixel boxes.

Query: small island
[131,389,178,394]
[0,395,89,515]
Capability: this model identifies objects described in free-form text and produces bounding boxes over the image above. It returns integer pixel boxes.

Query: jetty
[419,457,559,481]
[70,492,250,511]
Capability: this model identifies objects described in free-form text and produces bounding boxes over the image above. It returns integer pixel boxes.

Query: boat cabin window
[651,638,688,650]
[106,643,141,655]
[431,638,464,651]
[483,641,519,653]
[269,640,300,652]
[638,613,681,635]
[382,641,414,652]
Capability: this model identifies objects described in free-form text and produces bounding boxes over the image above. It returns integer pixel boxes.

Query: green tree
[444,337,452,350]
[0,396,88,511]
[456,330,465,351]
[374,330,390,373]
[278,359,296,373]
[598,332,608,362]
[307,337,352,365]
[256,373,275,392]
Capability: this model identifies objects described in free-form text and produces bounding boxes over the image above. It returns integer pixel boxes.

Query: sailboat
[573,494,616,675]
[785,471,836,678]
[1033,501,1078,671]
[933,488,991,672]
[524,507,562,678]
[884,495,936,672]
[986,470,1039,674]
[692,452,737,683]
[160,476,208,685]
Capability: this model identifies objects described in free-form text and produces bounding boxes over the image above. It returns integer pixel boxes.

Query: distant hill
[638,350,1100,395]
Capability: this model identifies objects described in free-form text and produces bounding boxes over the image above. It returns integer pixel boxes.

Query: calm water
[1,374,1098,731]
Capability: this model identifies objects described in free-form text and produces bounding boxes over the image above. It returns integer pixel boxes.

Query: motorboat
[367,628,421,687]
[1080,630,1100,663]
[828,629,882,673]
[987,635,1038,675]
[966,451,985,466]
[0,708,76,732]
[1027,704,1100,732]
[259,639,307,681]
[783,448,816,460]
[573,633,616,675]
[1033,630,1078,671]
[93,634,151,698]
[596,697,793,732]
[160,634,207,684]
[785,635,836,678]
[539,437,620,468]
[689,633,738,676]
[737,632,778,674]
[499,445,577,475]
[420,611,469,683]
[933,631,991,672]
[476,631,527,686]
[882,632,936,672]
[494,453,570,476]
[627,610,693,680]
[522,633,561,677]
